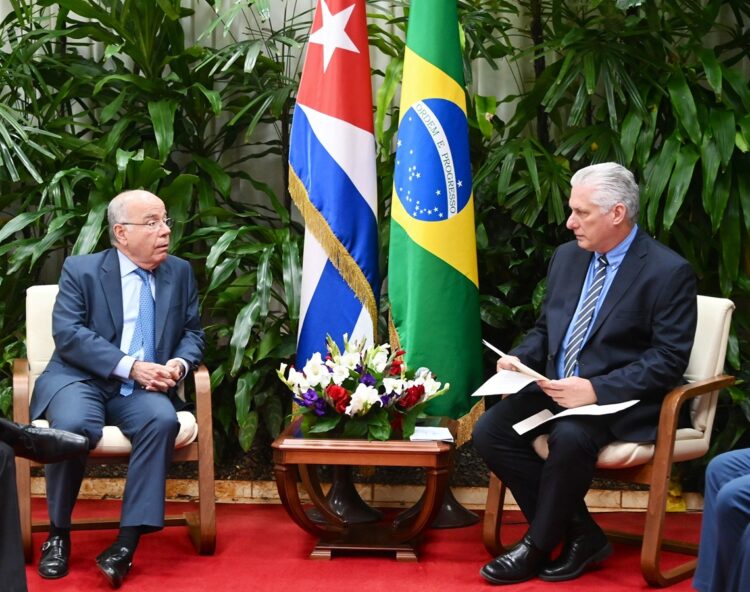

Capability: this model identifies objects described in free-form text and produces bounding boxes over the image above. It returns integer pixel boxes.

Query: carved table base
[272,421,453,561]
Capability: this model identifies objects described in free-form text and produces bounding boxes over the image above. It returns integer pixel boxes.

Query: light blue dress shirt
[556,224,639,378]
[113,251,156,383]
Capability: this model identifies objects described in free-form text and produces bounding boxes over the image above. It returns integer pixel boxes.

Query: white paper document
[512,400,640,435]
[409,426,454,442]
[471,370,541,397]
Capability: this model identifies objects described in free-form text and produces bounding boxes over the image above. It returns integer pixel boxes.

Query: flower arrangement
[277,335,449,441]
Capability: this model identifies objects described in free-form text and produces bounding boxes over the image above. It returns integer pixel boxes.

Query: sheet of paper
[512,400,640,435]
[481,339,547,380]
[471,369,540,397]
[409,426,454,442]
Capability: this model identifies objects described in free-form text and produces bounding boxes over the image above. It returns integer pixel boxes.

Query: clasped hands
[496,356,597,408]
[130,359,184,392]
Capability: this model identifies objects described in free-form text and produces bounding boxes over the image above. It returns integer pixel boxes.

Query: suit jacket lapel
[588,229,648,338]
[549,248,591,354]
[154,261,173,350]
[100,248,124,341]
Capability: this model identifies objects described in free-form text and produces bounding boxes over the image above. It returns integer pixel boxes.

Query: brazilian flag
[388,0,482,419]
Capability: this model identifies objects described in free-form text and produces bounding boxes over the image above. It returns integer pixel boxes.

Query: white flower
[340,350,361,371]
[286,367,309,394]
[409,368,441,398]
[326,361,350,386]
[369,348,390,373]
[382,377,405,395]
[302,352,331,388]
[345,383,381,416]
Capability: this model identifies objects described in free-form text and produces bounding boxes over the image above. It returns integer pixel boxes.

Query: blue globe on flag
[393,98,472,222]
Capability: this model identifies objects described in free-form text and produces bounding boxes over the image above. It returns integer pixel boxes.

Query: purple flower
[380,393,395,406]
[301,388,319,407]
[359,373,376,387]
[312,398,327,416]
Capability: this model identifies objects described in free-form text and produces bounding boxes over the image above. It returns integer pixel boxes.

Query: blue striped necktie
[121,268,156,396]
[562,255,609,378]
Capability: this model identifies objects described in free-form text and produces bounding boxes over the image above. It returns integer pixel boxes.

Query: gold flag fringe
[289,169,379,339]
[456,397,484,447]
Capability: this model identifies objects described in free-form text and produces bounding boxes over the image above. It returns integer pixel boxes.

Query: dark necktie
[122,268,155,396]
[562,255,609,378]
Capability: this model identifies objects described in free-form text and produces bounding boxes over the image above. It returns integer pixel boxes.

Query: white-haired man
[32,190,205,588]
[474,163,697,584]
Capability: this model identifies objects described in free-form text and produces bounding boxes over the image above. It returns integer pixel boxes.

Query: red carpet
[26,499,700,591]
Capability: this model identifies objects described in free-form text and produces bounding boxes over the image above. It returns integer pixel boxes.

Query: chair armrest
[652,374,735,461]
[13,358,31,424]
[191,364,214,445]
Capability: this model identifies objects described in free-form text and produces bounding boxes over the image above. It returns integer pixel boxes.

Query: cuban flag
[289,0,379,365]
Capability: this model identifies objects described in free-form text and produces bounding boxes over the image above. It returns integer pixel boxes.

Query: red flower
[325,384,350,414]
[397,384,425,409]
[389,358,403,376]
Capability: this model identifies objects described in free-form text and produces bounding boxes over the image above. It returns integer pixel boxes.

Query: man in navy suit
[32,190,205,588]
[473,163,697,585]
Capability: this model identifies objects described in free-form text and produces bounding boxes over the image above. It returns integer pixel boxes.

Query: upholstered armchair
[482,295,735,586]
[13,285,216,562]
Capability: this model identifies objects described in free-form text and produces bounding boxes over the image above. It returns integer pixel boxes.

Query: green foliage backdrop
[0,0,747,483]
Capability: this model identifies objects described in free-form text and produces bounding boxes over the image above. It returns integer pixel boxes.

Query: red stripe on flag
[296,0,373,132]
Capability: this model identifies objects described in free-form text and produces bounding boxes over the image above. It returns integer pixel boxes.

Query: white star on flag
[309,1,360,72]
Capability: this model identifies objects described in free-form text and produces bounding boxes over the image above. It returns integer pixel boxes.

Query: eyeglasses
[119,218,174,230]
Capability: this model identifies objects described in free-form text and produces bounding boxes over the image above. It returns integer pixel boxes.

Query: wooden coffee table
[272,420,453,561]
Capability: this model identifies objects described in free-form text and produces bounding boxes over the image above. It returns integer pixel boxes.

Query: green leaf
[256,247,273,317]
[474,94,497,139]
[663,144,699,230]
[206,228,240,269]
[147,100,178,164]
[238,411,259,451]
[194,155,232,198]
[701,135,721,214]
[667,70,701,146]
[375,58,402,146]
[620,110,642,165]
[307,414,342,434]
[282,237,301,323]
[261,393,284,437]
[710,109,735,167]
[738,163,750,233]
[697,48,722,97]
[229,295,262,375]
[709,168,732,234]
[719,193,740,285]
[0,210,49,244]
[234,370,261,423]
[643,133,680,229]
[72,201,107,255]
[192,83,222,116]
[243,40,263,73]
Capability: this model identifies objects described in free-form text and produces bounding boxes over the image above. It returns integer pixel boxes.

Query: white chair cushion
[25,284,199,455]
[533,426,709,469]
[32,411,198,456]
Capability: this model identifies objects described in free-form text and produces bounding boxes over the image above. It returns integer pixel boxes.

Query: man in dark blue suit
[31,190,205,588]
[473,163,697,585]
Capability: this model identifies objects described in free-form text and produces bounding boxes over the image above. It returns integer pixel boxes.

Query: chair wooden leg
[15,456,33,563]
[482,474,522,556]
[191,432,216,555]
[639,472,697,586]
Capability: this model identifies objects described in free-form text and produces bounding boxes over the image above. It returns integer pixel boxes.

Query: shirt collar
[597,224,638,270]
[116,249,140,278]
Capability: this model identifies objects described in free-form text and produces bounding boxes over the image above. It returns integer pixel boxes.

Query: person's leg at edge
[694,449,750,592]
[0,442,28,592]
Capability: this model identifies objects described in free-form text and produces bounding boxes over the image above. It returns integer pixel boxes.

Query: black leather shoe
[38,535,70,579]
[96,545,133,589]
[0,418,88,464]
[539,518,612,581]
[480,533,547,585]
